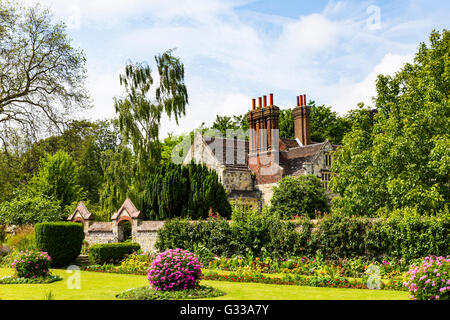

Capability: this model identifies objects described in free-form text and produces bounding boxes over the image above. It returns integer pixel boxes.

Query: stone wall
[79,220,165,253]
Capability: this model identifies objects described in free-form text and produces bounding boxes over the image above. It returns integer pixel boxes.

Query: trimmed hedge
[156,209,449,260]
[35,222,84,267]
[88,243,141,264]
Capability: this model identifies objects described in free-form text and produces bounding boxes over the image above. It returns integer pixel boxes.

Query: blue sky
[24,0,450,138]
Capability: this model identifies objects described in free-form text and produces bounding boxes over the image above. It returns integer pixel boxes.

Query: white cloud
[18,0,443,138]
[327,53,414,113]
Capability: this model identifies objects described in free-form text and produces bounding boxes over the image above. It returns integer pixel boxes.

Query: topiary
[34,222,84,267]
[147,248,202,291]
[88,243,141,264]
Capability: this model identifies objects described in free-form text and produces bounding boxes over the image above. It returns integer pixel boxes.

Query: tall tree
[29,150,83,210]
[114,49,188,176]
[331,30,450,216]
[0,1,89,144]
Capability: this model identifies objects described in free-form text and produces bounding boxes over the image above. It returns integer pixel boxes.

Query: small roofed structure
[68,201,94,222]
[111,197,144,222]
[111,198,144,242]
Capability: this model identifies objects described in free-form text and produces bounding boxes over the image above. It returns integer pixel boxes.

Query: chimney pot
[263,95,267,107]
[299,95,304,107]
[303,94,306,106]
[269,93,273,106]
[297,96,300,106]
[252,98,256,110]
[258,97,262,108]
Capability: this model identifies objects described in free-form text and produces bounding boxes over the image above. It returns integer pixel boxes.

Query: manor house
[183,93,339,205]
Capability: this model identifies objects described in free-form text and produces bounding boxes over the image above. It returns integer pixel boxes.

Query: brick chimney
[293,94,311,146]
[247,93,282,184]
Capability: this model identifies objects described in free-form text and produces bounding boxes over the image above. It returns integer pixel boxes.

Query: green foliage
[6,226,36,252]
[0,190,62,225]
[278,109,295,139]
[116,285,225,300]
[311,214,371,259]
[157,207,448,261]
[211,114,248,138]
[0,274,62,284]
[29,151,84,210]
[88,243,141,265]
[114,50,188,177]
[34,222,84,267]
[331,30,450,216]
[143,162,231,220]
[157,206,302,259]
[0,224,6,243]
[270,175,330,219]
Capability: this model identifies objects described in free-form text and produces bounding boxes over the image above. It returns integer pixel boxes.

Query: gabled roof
[67,201,94,221]
[202,135,249,167]
[111,198,144,220]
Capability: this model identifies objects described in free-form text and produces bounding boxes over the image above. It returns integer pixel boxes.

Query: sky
[23,0,450,138]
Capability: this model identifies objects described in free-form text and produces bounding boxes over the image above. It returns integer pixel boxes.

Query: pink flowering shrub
[403,255,450,300]
[147,248,203,291]
[12,250,51,278]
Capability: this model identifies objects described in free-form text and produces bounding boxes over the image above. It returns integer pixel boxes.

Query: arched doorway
[117,218,132,242]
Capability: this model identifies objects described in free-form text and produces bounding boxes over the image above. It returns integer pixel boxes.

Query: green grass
[0,268,409,300]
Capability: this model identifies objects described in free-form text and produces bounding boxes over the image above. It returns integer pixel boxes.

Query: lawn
[0,268,409,300]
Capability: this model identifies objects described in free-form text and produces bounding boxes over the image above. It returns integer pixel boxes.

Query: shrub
[270,175,330,219]
[403,256,450,300]
[88,243,141,264]
[147,248,203,291]
[6,226,36,252]
[35,222,84,267]
[0,225,6,243]
[12,250,51,278]
[310,214,370,259]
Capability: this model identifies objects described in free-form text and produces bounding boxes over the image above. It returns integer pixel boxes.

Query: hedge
[156,208,449,261]
[88,243,141,264]
[35,222,84,267]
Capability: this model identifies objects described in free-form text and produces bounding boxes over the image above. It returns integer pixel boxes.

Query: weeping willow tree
[101,49,189,213]
[143,162,231,220]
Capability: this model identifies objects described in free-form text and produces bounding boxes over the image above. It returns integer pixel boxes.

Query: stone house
[183,93,339,205]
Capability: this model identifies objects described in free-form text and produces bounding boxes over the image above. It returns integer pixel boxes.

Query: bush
[155,207,449,261]
[147,248,202,291]
[0,225,6,244]
[270,175,330,219]
[12,250,51,278]
[311,214,370,259]
[35,222,84,267]
[403,256,450,300]
[88,243,141,264]
[0,191,63,225]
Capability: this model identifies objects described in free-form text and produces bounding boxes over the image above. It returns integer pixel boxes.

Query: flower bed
[116,285,225,300]
[0,274,62,284]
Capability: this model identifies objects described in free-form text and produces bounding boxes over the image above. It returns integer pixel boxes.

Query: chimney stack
[293,93,311,146]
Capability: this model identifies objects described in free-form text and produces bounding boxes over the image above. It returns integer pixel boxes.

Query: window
[321,172,331,191]
[324,153,332,167]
